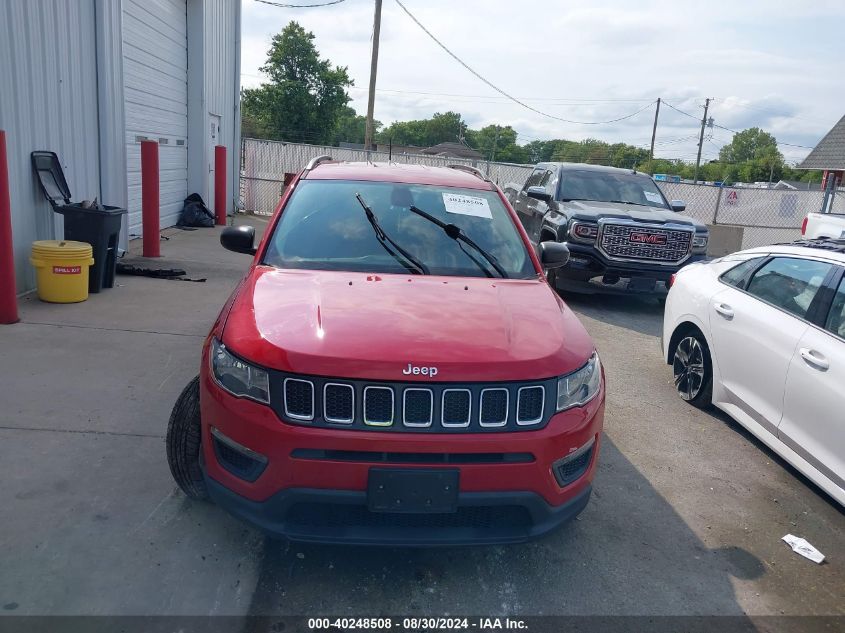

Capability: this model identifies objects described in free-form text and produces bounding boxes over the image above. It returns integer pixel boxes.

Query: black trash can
[32,151,127,293]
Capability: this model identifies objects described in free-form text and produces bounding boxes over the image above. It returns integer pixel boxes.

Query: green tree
[240,22,353,144]
[465,125,525,162]
[377,112,466,147]
[330,106,381,145]
[719,128,783,164]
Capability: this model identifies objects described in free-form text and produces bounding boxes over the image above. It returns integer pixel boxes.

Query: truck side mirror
[670,200,686,212]
[539,241,569,269]
[526,186,552,203]
[221,225,257,255]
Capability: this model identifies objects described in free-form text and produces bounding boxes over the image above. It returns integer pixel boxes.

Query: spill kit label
[53,266,82,275]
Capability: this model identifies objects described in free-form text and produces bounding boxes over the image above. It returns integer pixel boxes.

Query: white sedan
[662,239,845,506]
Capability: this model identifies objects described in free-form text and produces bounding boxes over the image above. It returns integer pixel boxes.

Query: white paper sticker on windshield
[442,193,492,219]
[644,191,663,204]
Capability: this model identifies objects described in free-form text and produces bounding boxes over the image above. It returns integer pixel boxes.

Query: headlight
[556,353,602,411]
[692,234,708,250]
[569,221,598,242]
[210,338,270,404]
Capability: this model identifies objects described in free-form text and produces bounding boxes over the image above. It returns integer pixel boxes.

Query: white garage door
[123,0,188,237]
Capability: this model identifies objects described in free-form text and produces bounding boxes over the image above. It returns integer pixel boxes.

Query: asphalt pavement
[0,218,842,621]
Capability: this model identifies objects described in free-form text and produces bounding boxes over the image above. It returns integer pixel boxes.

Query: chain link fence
[656,182,825,248]
[240,138,832,251]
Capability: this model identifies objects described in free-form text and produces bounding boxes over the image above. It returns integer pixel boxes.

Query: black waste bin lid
[31,151,72,208]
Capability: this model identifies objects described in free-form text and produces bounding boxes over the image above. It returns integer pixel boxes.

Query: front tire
[672,333,712,408]
[166,376,209,500]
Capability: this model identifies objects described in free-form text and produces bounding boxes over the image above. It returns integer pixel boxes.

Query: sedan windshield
[558,170,669,209]
[263,180,537,278]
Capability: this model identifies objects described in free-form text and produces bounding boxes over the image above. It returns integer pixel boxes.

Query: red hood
[222,267,594,382]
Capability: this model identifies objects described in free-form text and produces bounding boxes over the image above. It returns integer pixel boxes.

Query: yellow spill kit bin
[30,240,95,303]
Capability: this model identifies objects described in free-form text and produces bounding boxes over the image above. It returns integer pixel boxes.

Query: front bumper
[199,370,603,545]
[205,476,592,545]
[558,242,708,290]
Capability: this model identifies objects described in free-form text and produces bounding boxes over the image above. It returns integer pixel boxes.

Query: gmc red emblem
[629,232,667,245]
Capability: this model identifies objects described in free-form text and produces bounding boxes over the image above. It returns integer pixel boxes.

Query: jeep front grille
[284,378,314,421]
[323,383,354,423]
[479,388,509,427]
[598,223,693,264]
[441,389,472,427]
[268,372,556,433]
[363,386,394,426]
[516,386,545,425]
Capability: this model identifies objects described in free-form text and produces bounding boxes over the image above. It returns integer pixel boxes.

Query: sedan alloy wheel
[673,336,706,401]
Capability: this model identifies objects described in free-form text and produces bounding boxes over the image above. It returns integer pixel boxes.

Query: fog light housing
[552,436,595,487]
[211,427,268,482]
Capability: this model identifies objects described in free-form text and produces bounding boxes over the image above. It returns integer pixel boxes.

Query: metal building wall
[122,0,189,237]
[0,0,101,293]
[205,0,241,211]
[187,0,241,212]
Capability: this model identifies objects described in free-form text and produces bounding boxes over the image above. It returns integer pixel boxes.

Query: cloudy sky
[240,0,844,165]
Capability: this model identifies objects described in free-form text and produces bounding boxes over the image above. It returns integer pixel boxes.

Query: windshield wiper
[408,205,508,278]
[607,200,652,208]
[355,193,429,275]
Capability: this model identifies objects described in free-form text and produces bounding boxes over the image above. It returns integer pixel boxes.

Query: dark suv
[506,163,709,293]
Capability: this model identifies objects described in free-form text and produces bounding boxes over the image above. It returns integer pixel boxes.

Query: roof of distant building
[420,142,483,160]
[798,114,845,170]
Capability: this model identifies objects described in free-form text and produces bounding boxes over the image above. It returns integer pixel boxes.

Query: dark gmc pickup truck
[505,162,709,293]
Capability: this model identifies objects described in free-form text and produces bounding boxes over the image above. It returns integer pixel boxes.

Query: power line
[661,100,702,121]
[253,0,348,7]
[663,100,813,151]
[393,0,655,126]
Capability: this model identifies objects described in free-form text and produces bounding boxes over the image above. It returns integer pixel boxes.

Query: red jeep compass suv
[166,159,605,545]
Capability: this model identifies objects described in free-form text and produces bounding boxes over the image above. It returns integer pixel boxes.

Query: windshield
[558,170,669,209]
[263,180,537,278]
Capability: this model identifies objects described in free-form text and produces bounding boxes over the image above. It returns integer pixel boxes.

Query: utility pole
[364,0,383,151]
[648,98,660,174]
[693,98,710,184]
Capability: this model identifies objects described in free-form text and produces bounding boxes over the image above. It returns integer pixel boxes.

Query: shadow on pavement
[243,437,760,616]
[560,292,665,338]
[704,405,845,518]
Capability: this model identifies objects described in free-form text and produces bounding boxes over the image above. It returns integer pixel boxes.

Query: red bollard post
[0,130,19,324]
[215,145,227,226]
[141,140,160,257]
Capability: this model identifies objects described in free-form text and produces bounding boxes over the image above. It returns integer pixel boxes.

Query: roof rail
[447,164,489,182]
[776,237,845,253]
[305,155,333,171]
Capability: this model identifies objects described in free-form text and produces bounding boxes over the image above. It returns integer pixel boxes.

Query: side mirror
[539,241,570,269]
[526,186,552,203]
[670,200,686,212]
[221,225,257,255]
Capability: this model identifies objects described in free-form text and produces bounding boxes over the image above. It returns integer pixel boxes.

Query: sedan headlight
[210,338,270,404]
[556,353,602,411]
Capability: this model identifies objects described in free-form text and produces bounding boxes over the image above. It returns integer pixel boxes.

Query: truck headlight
[692,234,708,250]
[569,221,598,242]
[556,353,602,411]
[210,338,270,404]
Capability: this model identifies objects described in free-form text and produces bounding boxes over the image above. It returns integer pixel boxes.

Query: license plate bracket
[367,468,459,514]
[628,277,658,292]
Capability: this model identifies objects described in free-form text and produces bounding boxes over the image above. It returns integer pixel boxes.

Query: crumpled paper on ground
[782,534,825,564]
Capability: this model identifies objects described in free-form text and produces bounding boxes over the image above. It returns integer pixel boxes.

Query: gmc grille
[598,223,693,264]
[269,373,557,433]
